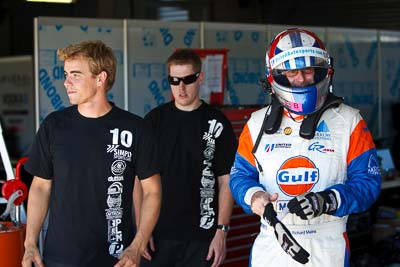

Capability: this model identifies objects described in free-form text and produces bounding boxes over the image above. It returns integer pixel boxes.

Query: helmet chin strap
[299,93,343,139]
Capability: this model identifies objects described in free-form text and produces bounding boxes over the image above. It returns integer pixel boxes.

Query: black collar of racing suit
[251,92,343,173]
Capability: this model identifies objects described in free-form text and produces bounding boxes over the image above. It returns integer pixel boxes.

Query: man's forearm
[133,176,143,228]
[217,174,234,225]
[134,174,161,250]
[25,177,51,247]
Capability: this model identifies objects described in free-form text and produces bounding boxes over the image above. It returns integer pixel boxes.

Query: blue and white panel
[380,30,400,140]
[127,19,200,116]
[269,25,326,44]
[203,22,267,105]
[35,17,124,124]
[327,28,379,136]
[0,56,34,156]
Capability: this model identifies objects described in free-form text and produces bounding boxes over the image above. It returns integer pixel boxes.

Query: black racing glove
[287,190,338,220]
[263,203,310,264]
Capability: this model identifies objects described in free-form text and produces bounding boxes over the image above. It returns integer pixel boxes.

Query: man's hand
[263,203,310,264]
[287,190,338,220]
[114,242,141,267]
[251,191,278,217]
[142,236,155,261]
[22,243,44,267]
[206,229,227,267]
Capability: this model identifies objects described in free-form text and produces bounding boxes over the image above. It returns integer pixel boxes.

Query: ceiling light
[26,0,76,3]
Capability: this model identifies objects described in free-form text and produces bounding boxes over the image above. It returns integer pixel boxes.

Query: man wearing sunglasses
[139,49,237,267]
[229,28,381,266]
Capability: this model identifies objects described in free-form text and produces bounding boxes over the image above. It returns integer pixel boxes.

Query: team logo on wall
[276,156,319,196]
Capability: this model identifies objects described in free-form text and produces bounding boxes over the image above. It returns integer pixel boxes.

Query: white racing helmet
[265,28,333,115]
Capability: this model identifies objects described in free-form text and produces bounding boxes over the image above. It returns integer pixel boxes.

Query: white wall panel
[35,17,124,124]
[204,22,267,105]
[127,19,200,116]
[327,28,379,136]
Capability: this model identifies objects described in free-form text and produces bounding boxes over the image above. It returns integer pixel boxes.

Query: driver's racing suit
[229,103,381,267]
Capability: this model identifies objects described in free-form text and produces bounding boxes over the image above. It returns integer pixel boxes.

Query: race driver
[229,28,381,267]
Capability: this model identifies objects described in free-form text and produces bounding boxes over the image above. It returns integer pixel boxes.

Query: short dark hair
[166,49,202,74]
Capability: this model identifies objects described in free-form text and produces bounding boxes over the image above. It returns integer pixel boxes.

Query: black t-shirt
[144,101,237,242]
[25,105,159,266]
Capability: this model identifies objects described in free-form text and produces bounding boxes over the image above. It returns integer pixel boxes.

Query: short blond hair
[57,40,116,90]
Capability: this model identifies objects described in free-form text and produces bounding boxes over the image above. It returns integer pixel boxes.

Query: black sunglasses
[168,72,200,86]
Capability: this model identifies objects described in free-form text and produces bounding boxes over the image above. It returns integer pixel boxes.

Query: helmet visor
[272,67,329,88]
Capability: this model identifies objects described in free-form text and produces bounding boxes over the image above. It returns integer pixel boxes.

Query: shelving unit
[349,177,400,266]
[381,178,400,190]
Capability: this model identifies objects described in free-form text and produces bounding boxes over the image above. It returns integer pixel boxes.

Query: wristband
[217,224,230,232]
